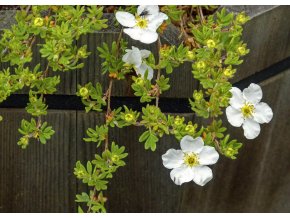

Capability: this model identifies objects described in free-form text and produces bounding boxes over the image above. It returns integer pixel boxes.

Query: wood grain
[0,109,77,212]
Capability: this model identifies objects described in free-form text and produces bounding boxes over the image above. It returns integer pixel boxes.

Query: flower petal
[253,102,273,124]
[162,149,184,169]
[137,5,159,16]
[115,12,136,27]
[199,146,219,165]
[140,49,151,58]
[242,118,261,139]
[180,136,204,153]
[170,165,194,185]
[226,106,244,127]
[122,47,142,67]
[192,166,213,186]
[243,83,263,104]
[230,87,245,109]
[147,13,168,31]
[123,28,142,41]
[135,63,154,80]
[139,30,158,44]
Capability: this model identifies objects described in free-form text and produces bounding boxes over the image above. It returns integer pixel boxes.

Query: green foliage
[77,82,106,113]
[0,5,251,213]
[74,142,127,212]
[83,125,108,147]
[159,44,190,74]
[0,6,108,147]
[131,76,155,103]
[97,39,128,77]
[17,118,55,148]
[220,134,243,159]
[161,6,184,22]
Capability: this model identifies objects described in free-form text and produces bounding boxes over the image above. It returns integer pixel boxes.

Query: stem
[198,6,205,23]
[155,37,162,107]
[87,187,96,213]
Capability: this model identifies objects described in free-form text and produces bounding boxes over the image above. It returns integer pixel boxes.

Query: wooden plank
[76,111,194,212]
[179,69,290,212]
[226,6,290,83]
[0,109,77,212]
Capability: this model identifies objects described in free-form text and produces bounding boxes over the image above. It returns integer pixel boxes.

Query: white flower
[115,5,168,44]
[162,136,219,186]
[122,46,154,80]
[226,83,273,139]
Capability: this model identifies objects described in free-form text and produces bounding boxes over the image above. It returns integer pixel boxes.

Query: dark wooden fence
[0,6,290,212]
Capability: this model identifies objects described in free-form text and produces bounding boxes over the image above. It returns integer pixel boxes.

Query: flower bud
[186,51,195,60]
[20,137,29,146]
[185,124,195,134]
[236,14,248,24]
[124,113,134,122]
[34,17,44,27]
[136,77,144,85]
[237,46,247,55]
[111,154,120,163]
[79,87,89,97]
[196,61,206,70]
[223,68,235,77]
[193,91,203,101]
[206,39,216,48]
[174,117,183,126]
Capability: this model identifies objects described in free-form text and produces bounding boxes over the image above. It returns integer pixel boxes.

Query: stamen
[135,16,148,29]
[241,103,255,118]
[184,153,199,167]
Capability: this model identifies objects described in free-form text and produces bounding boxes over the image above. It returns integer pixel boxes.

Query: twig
[198,6,205,23]
[155,37,162,107]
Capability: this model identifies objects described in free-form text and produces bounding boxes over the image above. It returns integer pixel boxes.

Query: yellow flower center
[136,16,148,29]
[184,153,199,167]
[241,103,255,118]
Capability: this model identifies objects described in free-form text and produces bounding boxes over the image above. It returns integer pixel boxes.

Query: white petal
[242,118,261,139]
[243,83,263,104]
[162,149,184,169]
[180,136,204,153]
[170,165,194,185]
[135,63,154,80]
[253,102,273,124]
[123,28,142,41]
[137,5,159,16]
[140,49,151,58]
[192,166,213,186]
[139,30,158,44]
[122,47,142,67]
[115,12,136,27]
[226,106,244,127]
[230,87,245,109]
[198,146,219,165]
[147,13,168,31]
